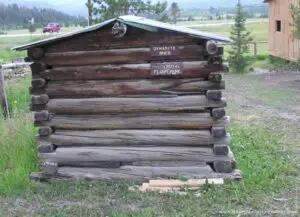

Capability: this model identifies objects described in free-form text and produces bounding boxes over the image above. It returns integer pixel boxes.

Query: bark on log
[42,113,230,130]
[206,90,222,101]
[41,62,224,81]
[45,79,225,98]
[56,166,215,181]
[39,147,233,166]
[211,108,226,119]
[47,96,227,114]
[43,45,208,66]
[31,95,49,105]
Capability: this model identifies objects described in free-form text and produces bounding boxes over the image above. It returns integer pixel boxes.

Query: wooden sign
[151,63,183,76]
[151,45,180,57]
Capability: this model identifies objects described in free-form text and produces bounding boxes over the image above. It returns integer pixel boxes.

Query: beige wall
[268,0,300,61]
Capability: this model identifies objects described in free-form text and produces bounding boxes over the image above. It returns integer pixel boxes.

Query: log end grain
[211,126,226,138]
[213,144,229,156]
[212,108,226,119]
[206,90,222,101]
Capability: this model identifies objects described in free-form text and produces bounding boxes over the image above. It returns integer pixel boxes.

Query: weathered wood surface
[206,90,223,101]
[43,45,210,66]
[41,62,224,81]
[32,78,46,88]
[43,79,225,98]
[56,166,215,181]
[213,144,229,156]
[47,96,226,114]
[48,130,230,147]
[39,113,230,130]
[31,95,49,105]
[46,25,201,52]
[31,169,242,182]
[27,47,45,61]
[211,108,226,119]
[130,161,207,167]
[40,147,234,165]
[211,126,227,138]
[213,150,235,173]
[38,127,54,137]
[148,178,224,188]
[38,141,54,153]
[0,67,8,118]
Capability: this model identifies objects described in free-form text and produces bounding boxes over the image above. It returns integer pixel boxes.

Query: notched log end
[38,126,54,137]
[206,90,223,101]
[211,108,226,119]
[213,144,229,156]
[211,126,226,138]
[31,94,50,105]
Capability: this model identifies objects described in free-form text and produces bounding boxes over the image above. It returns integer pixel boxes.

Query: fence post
[0,66,9,118]
[253,42,257,60]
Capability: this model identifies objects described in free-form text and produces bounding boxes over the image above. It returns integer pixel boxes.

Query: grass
[0,77,38,195]
[0,36,45,63]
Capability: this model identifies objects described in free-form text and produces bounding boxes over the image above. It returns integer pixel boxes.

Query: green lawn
[195,21,269,55]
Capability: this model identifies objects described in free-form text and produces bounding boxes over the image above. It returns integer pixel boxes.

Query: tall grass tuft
[0,77,38,195]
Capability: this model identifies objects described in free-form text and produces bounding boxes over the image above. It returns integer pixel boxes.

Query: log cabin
[14,15,240,181]
[264,0,300,61]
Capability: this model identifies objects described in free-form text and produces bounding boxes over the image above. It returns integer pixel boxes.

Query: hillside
[3,0,266,16]
[0,3,87,29]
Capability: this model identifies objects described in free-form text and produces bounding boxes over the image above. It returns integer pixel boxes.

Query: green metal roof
[13,15,232,51]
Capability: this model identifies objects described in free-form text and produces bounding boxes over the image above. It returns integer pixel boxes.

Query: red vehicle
[43,23,60,33]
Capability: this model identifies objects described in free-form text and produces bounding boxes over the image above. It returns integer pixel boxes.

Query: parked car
[43,23,60,33]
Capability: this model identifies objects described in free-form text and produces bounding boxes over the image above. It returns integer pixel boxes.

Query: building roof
[13,15,232,51]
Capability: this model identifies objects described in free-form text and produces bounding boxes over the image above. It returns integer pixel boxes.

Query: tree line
[0,3,87,30]
[86,0,180,24]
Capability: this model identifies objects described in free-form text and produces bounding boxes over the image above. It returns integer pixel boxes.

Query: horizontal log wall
[56,166,217,181]
[40,147,234,165]
[44,130,230,147]
[39,62,224,81]
[42,45,216,66]
[45,25,202,52]
[45,96,226,114]
[27,25,236,178]
[32,79,225,98]
[35,113,230,130]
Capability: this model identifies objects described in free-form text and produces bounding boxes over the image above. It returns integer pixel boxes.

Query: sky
[4,0,264,16]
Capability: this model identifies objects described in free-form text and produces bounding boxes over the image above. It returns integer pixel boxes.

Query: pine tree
[170,2,180,24]
[228,0,253,73]
[92,0,168,22]
[86,0,94,26]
